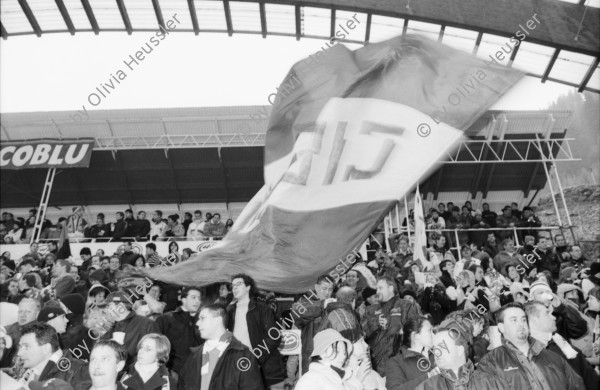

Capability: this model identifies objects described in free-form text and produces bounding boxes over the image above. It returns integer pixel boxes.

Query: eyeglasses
[231,282,246,288]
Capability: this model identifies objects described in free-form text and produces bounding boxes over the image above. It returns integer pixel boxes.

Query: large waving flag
[412,187,432,271]
[131,35,523,293]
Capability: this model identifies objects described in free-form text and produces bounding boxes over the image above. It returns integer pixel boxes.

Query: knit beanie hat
[529,279,552,299]
[60,293,86,315]
[362,287,376,302]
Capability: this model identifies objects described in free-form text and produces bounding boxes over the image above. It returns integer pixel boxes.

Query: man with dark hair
[203,213,226,238]
[15,322,90,388]
[123,209,135,238]
[79,247,93,271]
[535,235,562,280]
[178,303,264,390]
[525,301,599,390]
[415,326,507,390]
[187,210,206,240]
[477,302,585,390]
[362,276,421,376]
[87,213,110,242]
[112,212,128,241]
[156,287,203,376]
[293,274,336,374]
[518,206,542,241]
[227,274,285,387]
[130,211,151,241]
[89,340,127,390]
[497,205,519,240]
[482,232,499,258]
[145,243,162,267]
[165,214,185,238]
[100,291,160,368]
[150,210,167,241]
[119,240,143,267]
[42,259,75,299]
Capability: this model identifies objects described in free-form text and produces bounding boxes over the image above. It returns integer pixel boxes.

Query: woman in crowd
[166,241,181,264]
[386,316,439,390]
[121,333,175,390]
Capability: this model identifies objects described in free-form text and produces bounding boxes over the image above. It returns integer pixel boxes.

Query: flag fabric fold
[132,34,523,293]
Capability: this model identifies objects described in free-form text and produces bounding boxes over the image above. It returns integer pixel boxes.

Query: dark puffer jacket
[415,360,508,390]
[227,299,286,386]
[386,347,435,390]
[477,337,585,390]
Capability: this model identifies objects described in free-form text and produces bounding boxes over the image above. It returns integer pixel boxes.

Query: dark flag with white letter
[131,35,523,293]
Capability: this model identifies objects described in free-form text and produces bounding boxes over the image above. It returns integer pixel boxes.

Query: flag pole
[403,196,411,244]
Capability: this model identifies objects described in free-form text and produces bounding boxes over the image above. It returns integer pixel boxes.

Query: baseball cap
[310,329,352,357]
[105,291,132,305]
[37,307,66,322]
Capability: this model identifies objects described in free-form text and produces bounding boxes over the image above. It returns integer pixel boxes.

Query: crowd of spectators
[0,201,599,390]
[0,208,235,244]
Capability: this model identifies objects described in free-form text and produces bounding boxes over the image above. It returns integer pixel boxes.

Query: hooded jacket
[477,337,585,390]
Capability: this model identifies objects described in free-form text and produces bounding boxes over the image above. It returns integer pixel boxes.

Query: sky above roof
[0,32,577,114]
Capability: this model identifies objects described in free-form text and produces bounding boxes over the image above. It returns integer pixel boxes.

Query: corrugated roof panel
[89,0,125,29]
[194,0,226,31]
[28,0,66,30]
[63,0,92,29]
[123,0,158,30]
[511,41,555,76]
[229,1,260,32]
[302,6,331,38]
[55,121,113,138]
[406,20,440,42]
[335,10,367,42]
[1,0,35,34]
[442,27,478,54]
[265,3,295,35]
[476,33,511,66]
[369,14,404,43]
[110,120,164,137]
[159,0,193,30]
[550,50,597,85]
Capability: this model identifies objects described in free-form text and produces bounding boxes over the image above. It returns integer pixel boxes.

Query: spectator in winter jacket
[165,215,185,238]
[477,303,585,390]
[178,304,264,390]
[120,333,176,390]
[226,274,285,386]
[496,206,519,240]
[130,211,151,241]
[156,287,203,374]
[86,213,110,242]
[386,316,439,390]
[120,241,144,267]
[292,274,334,374]
[534,236,562,280]
[295,329,357,390]
[112,212,128,241]
[15,322,91,389]
[203,213,226,239]
[149,211,167,241]
[528,279,588,340]
[493,239,524,276]
[415,326,508,390]
[525,301,599,390]
[518,206,542,242]
[100,291,160,369]
[362,276,421,376]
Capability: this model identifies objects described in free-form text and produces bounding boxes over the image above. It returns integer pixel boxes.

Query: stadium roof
[0,106,576,208]
[0,0,599,92]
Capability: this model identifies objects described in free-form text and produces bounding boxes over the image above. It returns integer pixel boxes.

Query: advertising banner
[0,139,95,169]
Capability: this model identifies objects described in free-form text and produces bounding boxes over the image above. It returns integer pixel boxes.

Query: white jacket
[295,362,356,390]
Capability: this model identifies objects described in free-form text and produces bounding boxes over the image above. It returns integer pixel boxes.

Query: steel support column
[32,168,56,243]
